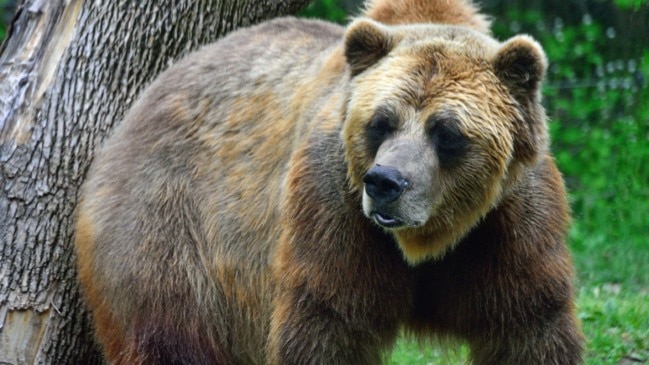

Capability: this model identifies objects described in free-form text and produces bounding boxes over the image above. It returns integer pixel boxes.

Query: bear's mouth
[372,212,404,228]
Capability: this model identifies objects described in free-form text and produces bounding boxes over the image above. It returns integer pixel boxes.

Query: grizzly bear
[75,0,584,364]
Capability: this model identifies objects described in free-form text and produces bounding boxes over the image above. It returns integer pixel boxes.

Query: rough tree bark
[0,0,310,363]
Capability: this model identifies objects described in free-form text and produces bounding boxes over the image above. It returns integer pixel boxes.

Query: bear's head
[342,18,549,264]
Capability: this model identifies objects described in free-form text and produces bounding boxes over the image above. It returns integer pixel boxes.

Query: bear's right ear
[344,18,395,77]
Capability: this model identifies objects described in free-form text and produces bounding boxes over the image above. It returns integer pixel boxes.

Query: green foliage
[0,1,8,42]
[614,0,649,10]
[0,0,16,43]
[299,0,349,24]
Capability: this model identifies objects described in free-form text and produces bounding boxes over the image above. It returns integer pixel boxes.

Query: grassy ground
[572,220,649,365]
[389,224,649,364]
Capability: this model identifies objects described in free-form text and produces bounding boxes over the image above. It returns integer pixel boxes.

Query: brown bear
[75,0,584,364]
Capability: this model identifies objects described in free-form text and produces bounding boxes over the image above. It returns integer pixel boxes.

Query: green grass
[579,287,649,364]
[389,338,467,364]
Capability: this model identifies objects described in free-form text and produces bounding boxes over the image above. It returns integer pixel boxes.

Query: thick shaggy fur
[75,0,584,364]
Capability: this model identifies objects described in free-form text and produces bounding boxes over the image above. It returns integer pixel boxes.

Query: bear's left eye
[434,125,467,150]
[429,121,468,167]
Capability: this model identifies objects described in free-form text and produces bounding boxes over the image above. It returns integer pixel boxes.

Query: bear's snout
[363,165,408,205]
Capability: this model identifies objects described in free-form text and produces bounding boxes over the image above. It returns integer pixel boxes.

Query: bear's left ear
[344,18,395,77]
[493,35,548,100]
[493,35,549,164]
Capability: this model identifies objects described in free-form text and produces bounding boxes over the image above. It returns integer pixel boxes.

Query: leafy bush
[299,0,349,23]
[0,0,15,42]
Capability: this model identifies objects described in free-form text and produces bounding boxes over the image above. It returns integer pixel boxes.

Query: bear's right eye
[365,111,396,152]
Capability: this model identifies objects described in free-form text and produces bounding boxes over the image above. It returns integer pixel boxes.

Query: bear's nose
[363,165,408,205]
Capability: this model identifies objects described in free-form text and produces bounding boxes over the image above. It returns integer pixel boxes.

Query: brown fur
[75,1,584,364]
[363,0,492,32]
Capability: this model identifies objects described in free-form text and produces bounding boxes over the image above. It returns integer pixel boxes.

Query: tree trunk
[0,0,309,363]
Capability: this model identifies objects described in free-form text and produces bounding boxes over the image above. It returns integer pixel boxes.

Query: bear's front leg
[269,286,389,365]
[268,217,414,365]
[467,308,583,365]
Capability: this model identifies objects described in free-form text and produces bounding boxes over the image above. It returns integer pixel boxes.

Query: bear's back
[75,17,348,364]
